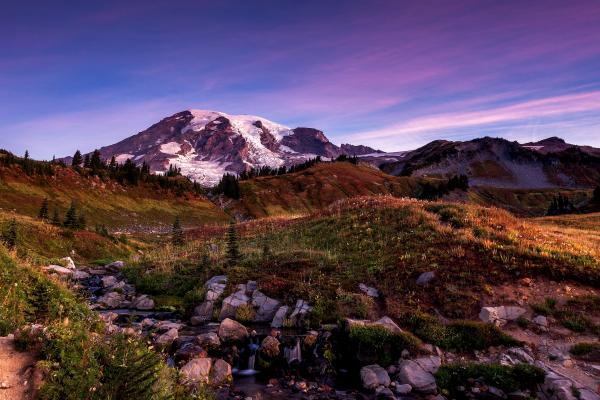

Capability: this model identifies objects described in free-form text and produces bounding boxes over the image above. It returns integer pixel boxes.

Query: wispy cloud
[349,90,600,144]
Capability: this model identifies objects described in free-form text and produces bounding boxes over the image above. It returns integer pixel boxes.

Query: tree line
[417,174,470,200]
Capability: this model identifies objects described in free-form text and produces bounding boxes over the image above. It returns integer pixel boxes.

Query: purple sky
[1,0,600,159]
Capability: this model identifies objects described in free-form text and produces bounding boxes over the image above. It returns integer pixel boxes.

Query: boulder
[252,291,281,322]
[260,336,281,358]
[192,302,214,324]
[414,356,441,374]
[196,332,221,351]
[97,292,124,309]
[375,386,395,399]
[204,275,227,301]
[218,318,248,342]
[359,283,380,297]
[289,299,312,326]
[101,275,118,287]
[180,358,211,386]
[106,260,125,270]
[210,359,232,385]
[271,306,289,328]
[155,328,179,346]
[479,306,526,325]
[219,290,250,320]
[141,318,155,329]
[394,383,412,395]
[533,315,548,327]
[360,365,390,390]
[345,316,404,335]
[155,321,184,331]
[44,265,73,276]
[72,270,90,280]
[61,256,76,270]
[416,271,435,286]
[397,359,437,394]
[174,343,205,364]
[132,295,154,310]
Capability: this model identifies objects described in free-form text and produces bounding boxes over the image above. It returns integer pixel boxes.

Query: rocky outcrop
[191,275,227,324]
[210,359,232,386]
[396,357,438,394]
[132,295,154,310]
[271,306,289,328]
[180,358,212,386]
[345,316,404,335]
[196,332,221,351]
[289,300,312,326]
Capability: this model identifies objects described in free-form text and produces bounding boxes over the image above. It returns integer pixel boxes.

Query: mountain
[381,136,600,189]
[80,110,373,186]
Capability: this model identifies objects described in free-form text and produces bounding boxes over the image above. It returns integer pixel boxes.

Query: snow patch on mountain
[160,142,182,155]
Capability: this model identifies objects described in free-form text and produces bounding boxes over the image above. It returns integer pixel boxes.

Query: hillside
[0,162,228,232]
[226,162,424,218]
[381,137,600,189]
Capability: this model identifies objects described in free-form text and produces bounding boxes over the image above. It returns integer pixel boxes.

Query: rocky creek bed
[42,258,600,400]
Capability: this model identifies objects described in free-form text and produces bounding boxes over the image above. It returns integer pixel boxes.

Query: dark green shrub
[403,312,520,351]
[347,325,421,366]
[570,342,600,361]
[436,362,545,396]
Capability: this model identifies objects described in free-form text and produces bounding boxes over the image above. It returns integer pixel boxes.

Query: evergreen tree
[90,149,104,173]
[225,221,240,267]
[3,218,17,249]
[83,154,91,168]
[72,150,83,167]
[77,212,87,230]
[51,209,61,226]
[38,198,50,220]
[109,156,117,170]
[171,216,184,246]
[24,150,29,160]
[63,201,78,229]
[215,174,240,199]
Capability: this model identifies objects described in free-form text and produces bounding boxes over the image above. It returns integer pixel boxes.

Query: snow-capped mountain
[86,110,379,186]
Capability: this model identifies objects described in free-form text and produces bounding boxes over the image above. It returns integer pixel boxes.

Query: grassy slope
[0,165,228,231]
[469,186,593,216]
[137,196,599,323]
[230,162,423,218]
[0,210,133,264]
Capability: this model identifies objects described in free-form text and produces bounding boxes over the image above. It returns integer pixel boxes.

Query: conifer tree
[109,156,117,170]
[77,212,87,230]
[225,221,240,267]
[3,218,17,249]
[83,154,91,168]
[171,216,184,246]
[51,209,61,226]
[72,150,83,167]
[38,198,49,220]
[64,201,78,229]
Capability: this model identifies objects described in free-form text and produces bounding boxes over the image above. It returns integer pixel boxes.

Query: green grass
[531,296,599,336]
[569,342,600,361]
[436,363,545,396]
[346,325,422,366]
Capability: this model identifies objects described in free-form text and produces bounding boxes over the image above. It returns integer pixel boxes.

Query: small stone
[394,383,412,395]
[416,271,435,285]
[532,315,548,327]
[360,365,391,390]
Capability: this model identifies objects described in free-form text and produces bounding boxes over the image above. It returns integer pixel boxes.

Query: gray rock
[360,365,390,390]
[479,306,526,325]
[394,383,412,395]
[155,328,178,346]
[375,386,395,399]
[101,275,118,287]
[97,291,124,308]
[141,318,155,329]
[252,290,281,322]
[359,283,380,297]
[72,270,90,280]
[414,356,441,374]
[289,299,312,326]
[205,275,227,301]
[44,265,74,275]
[397,359,437,394]
[416,271,435,285]
[180,358,211,386]
[210,359,232,385]
[196,332,221,350]
[218,318,248,342]
[132,295,154,310]
[488,386,506,398]
[533,315,548,327]
[192,301,214,323]
[105,260,125,270]
[219,290,250,320]
[345,316,404,335]
[271,306,289,328]
[61,256,76,269]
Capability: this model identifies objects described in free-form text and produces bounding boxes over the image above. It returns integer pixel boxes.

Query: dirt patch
[0,336,36,400]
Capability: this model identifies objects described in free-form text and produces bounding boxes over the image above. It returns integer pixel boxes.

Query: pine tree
[83,154,91,169]
[38,198,49,220]
[77,212,87,230]
[64,201,78,229]
[51,209,61,226]
[24,150,29,160]
[3,218,17,249]
[225,221,240,267]
[72,150,83,167]
[171,216,184,246]
[90,149,103,173]
[109,156,117,170]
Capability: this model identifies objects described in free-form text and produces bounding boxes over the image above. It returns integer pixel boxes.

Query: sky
[1,0,600,159]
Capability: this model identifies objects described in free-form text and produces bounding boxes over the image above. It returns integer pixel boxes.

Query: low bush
[436,362,545,396]
[402,312,520,351]
[347,325,422,366]
[570,342,600,361]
